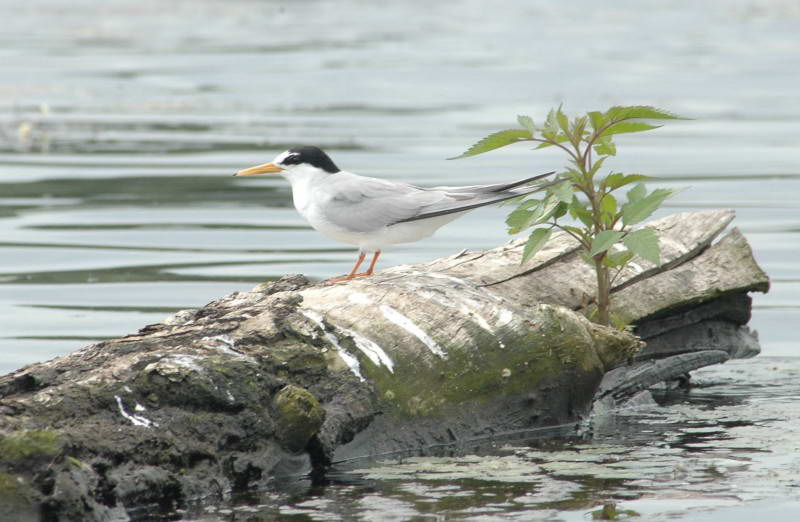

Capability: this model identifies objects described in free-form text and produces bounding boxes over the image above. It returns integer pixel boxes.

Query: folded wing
[318,171,558,232]
[318,173,446,233]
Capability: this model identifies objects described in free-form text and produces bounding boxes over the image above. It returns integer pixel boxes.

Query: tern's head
[234,146,340,178]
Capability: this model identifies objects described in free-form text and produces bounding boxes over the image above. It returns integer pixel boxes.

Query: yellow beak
[234,162,283,176]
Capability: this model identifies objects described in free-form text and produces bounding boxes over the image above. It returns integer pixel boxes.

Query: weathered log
[0,209,768,521]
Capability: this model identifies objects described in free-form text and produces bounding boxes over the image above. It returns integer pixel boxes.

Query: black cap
[281,146,340,173]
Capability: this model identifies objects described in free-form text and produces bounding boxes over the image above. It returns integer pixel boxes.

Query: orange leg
[328,252,366,283]
[327,250,381,283]
[363,250,381,276]
[347,252,368,278]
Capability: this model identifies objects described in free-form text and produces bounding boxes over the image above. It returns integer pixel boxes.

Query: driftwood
[0,209,768,521]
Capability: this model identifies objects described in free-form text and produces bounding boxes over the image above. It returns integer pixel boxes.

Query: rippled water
[1,1,799,519]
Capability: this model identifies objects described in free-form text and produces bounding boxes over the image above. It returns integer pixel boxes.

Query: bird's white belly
[294,197,359,245]
[302,207,467,253]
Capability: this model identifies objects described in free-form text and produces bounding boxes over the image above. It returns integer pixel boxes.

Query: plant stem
[528,138,581,164]
[586,146,592,174]
[594,257,611,326]
[548,222,590,249]
[570,134,611,326]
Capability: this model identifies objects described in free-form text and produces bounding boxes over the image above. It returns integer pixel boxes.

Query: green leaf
[600,193,617,216]
[588,111,606,131]
[506,195,560,233]
[562,168,584,185]
[622,227,661,264]
[449,129,532,159]
[516,198,542,210]
[556,107,570,134]
[543,109,559,140]
[589,230,625,257]
[593,136,617,156]
[604,249,635,268]
[570,197,594,227]
[571,116,588,141]
[535,195,562,224]
[550,181,574,203]
[553,201,569,219]
[562,225,586,237]
[506,208,534,234]
[605,105,686,121]
[622,188,678,226]
[517,115,535,134]
[524,195,560,230]
[521,228,552,264]
[498,193,526,207]
[604,173,651,191]
[626,182,647,202]
[600,121,661,137]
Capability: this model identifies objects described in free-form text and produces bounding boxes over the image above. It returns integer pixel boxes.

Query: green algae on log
[0,209,768,521]
[272,385,326,453]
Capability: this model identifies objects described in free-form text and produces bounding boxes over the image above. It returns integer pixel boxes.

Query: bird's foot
[325,272,374,284]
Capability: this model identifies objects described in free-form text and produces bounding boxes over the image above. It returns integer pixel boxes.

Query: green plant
[451,105,686,326]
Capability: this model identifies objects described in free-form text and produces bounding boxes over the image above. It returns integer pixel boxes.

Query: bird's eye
[282,154,300,165]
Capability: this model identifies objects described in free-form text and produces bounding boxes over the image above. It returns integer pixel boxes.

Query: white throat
[280,164,328,214]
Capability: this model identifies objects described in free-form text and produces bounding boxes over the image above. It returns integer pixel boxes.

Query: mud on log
[0,210,768,521]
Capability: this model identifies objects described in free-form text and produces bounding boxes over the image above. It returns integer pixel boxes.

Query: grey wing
[317,173,448,233]
[318,171,559,231]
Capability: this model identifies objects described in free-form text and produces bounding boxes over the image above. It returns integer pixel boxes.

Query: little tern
[234,146,556,282]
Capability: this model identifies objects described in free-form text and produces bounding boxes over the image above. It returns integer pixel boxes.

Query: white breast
[283,167,324,216]
[282,167,363,246]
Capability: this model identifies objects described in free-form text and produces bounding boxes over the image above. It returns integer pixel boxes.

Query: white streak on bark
[339,327,394,372]
[301,309,365,381]
[380,304,447,358]
[115,395,157,428]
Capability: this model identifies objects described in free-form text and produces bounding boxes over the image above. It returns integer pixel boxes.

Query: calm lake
[1,0,798,519]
